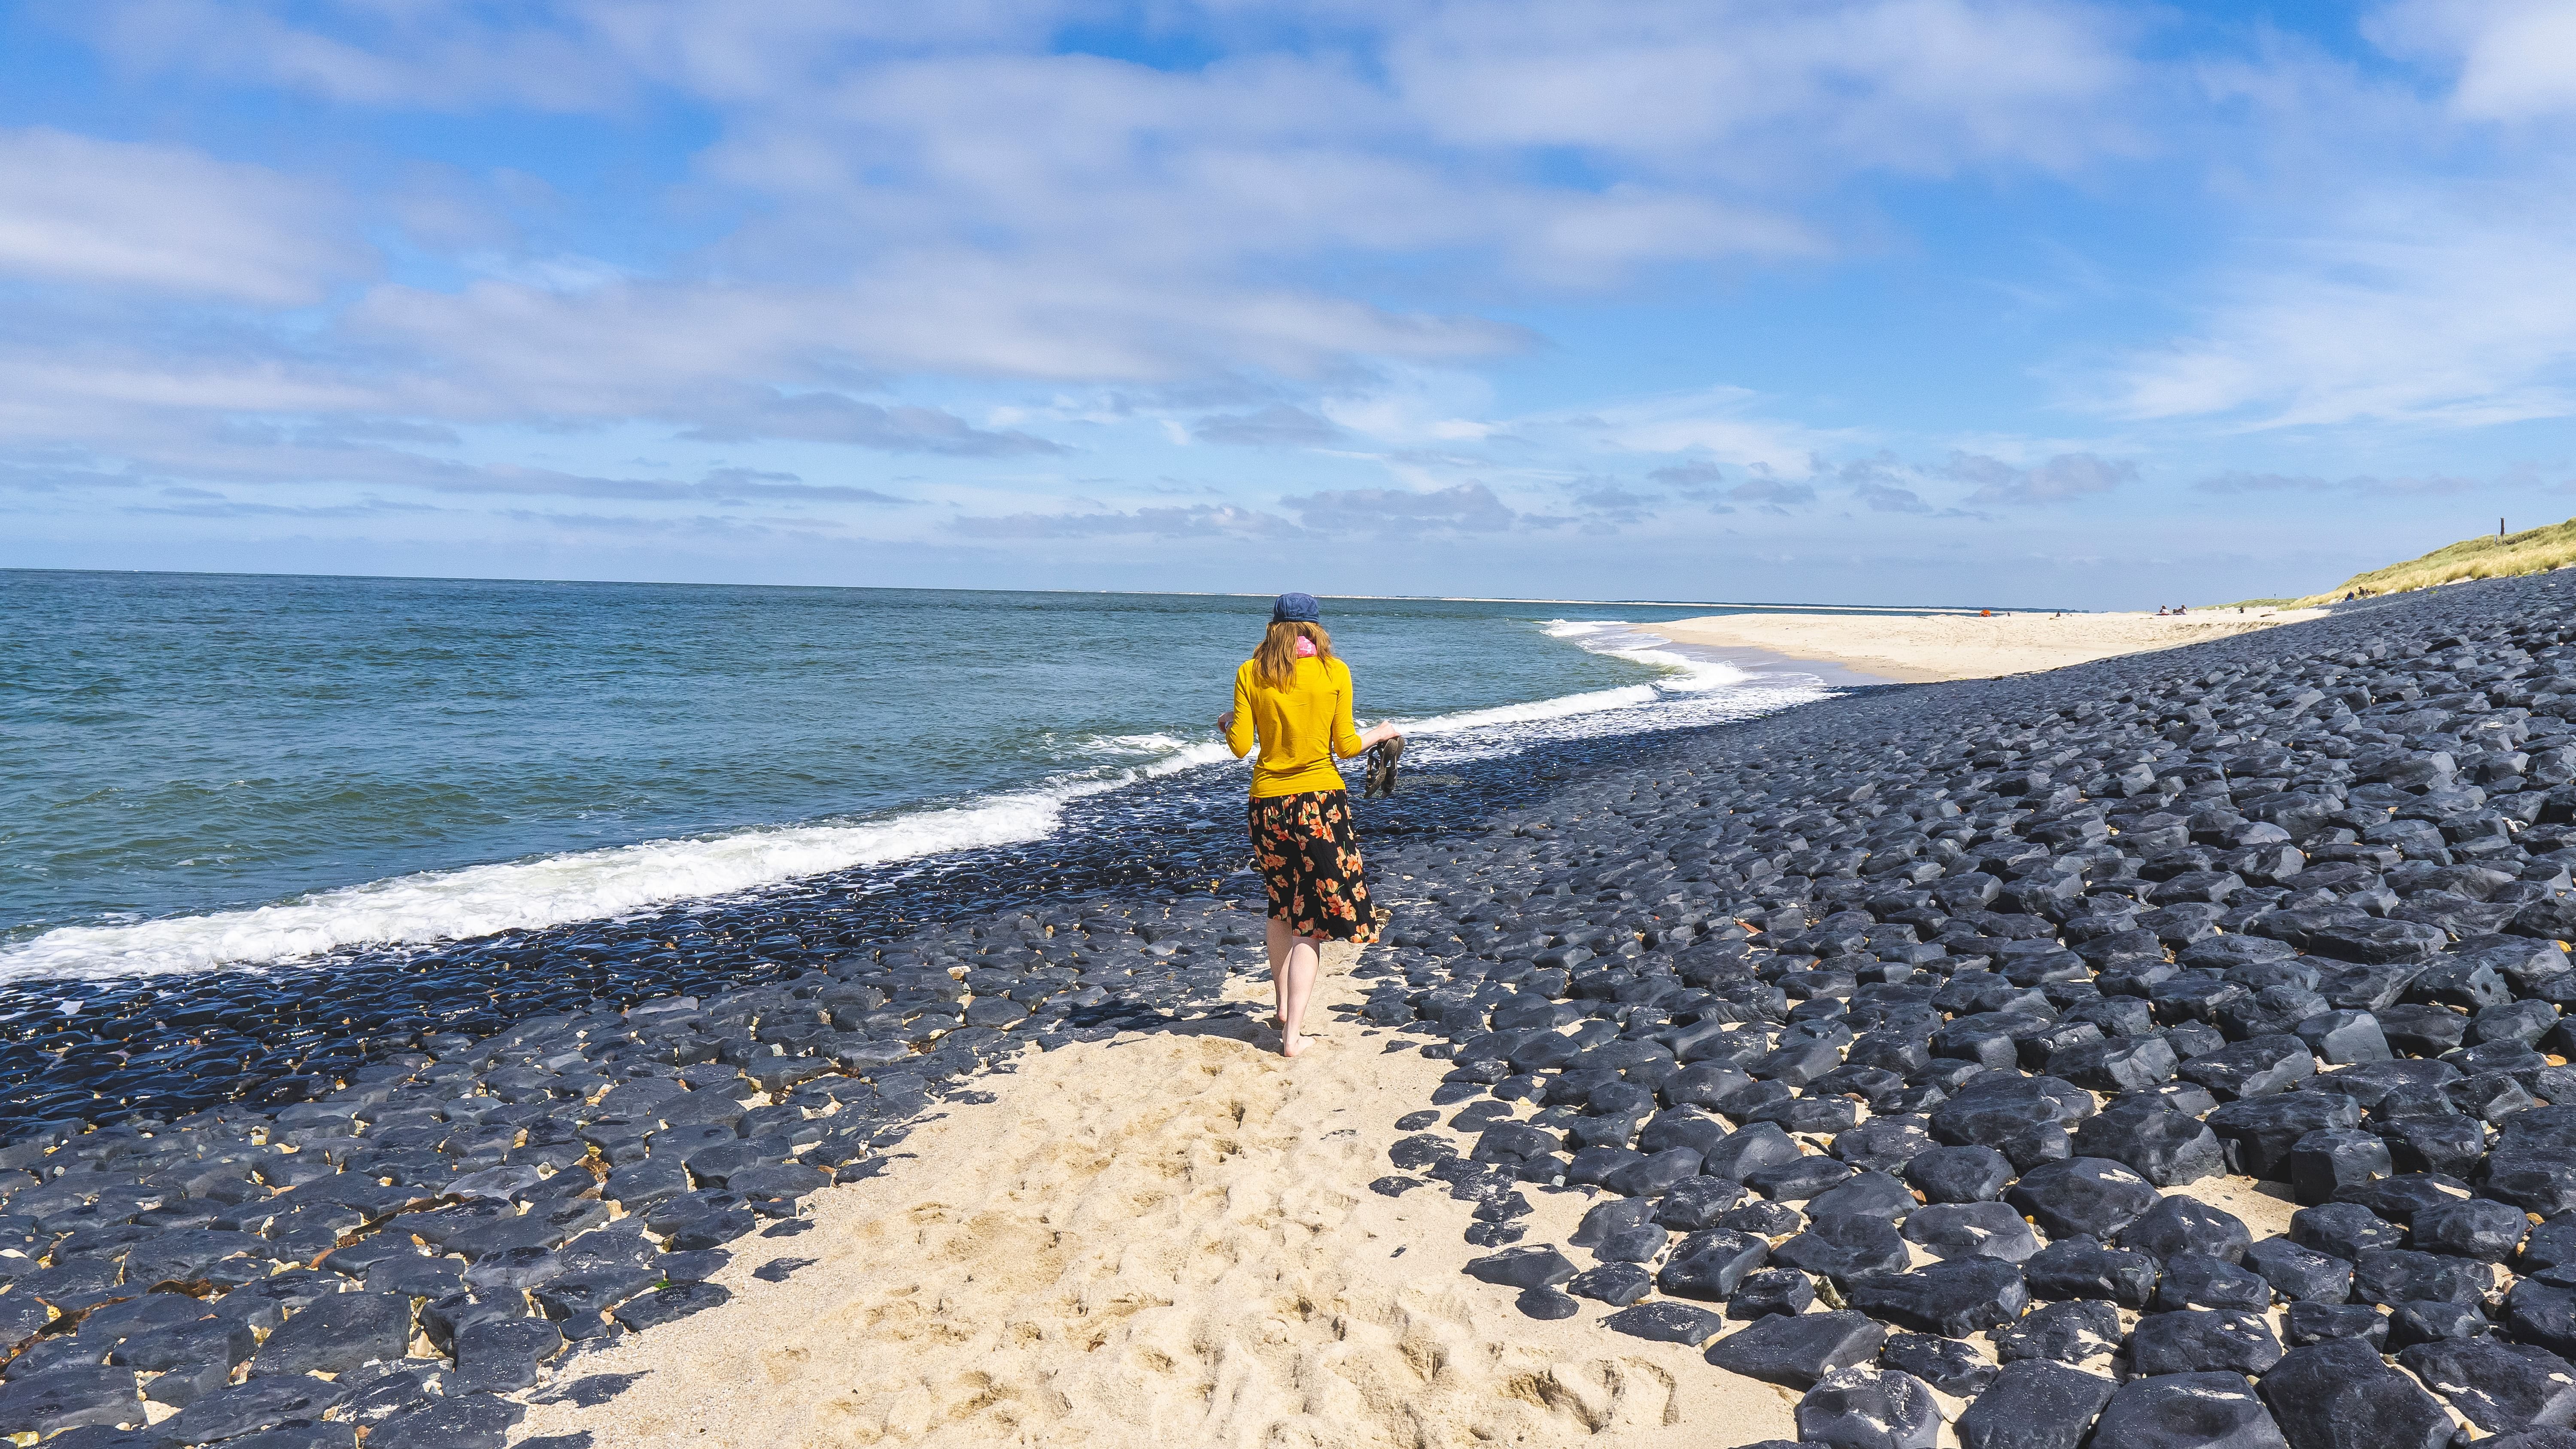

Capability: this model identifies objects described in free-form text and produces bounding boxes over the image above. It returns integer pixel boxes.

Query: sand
[513,946,1801,1448]
[508,941,2357,1448]
[1644,609,2325,684]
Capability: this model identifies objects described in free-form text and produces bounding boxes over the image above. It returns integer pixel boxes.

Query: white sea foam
[2,622,1822,982]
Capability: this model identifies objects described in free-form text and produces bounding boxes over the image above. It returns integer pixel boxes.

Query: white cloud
[2370,0,2576,121]
[0,128,364,303]
[2098,179,2576,430]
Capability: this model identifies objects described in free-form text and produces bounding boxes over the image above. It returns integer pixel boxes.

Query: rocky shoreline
[1391,573,2576,1449]
[10,571,2576,1447]
[0,715,1695,1444]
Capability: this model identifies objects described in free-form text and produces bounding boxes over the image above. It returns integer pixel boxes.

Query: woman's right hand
[1218,709,1237,736]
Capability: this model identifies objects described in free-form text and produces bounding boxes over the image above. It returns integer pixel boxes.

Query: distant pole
[2501,518,2506,537]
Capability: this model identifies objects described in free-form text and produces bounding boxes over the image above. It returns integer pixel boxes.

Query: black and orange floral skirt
[1248,789,1378,943]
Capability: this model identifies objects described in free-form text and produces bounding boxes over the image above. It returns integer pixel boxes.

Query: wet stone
[2258,1336,2455,1449]
[2093,1371,2288,1449]
[2288,1203,2406,1263]
[1709,1310,1887,1388]
[2131,1307,2284,1376]
[2005,1158,2160,1240]
[2282,1300,2387,1349]
[2351,1248,2490,1306]
[2120,1196,2251,1264]
[1904,1201,2042,1263]
[2243,1238,2354,1303]
[1657,1229,1771,1301]
[1464,1246,1577,1291]
[1955,1359,2118,1449]
[1880,1331,1997,1398]
[1601,1300,1725,1346]
[1795,1365,1941,1449]
[1566,1262,1653,1306]
[1515,1287,1580,1320]
[1844,1258,2031,1337]
[2382,1299,2491,1349]
[1908,1146,2015,1204]
[2155,1254,2273,1312]
[1990,1298,2121,1366]
[2395,1336,2576,1434]
[2409,1195,2528,1261]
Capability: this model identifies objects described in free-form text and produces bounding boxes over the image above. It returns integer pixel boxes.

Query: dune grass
[2281,517,2576,608]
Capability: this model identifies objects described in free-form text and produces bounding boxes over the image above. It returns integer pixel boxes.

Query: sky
[2,0,2573,608]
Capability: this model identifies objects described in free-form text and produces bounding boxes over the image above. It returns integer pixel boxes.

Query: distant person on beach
[1217,592,1402,1058]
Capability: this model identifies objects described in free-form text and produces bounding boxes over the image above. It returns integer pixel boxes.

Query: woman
[1218,593,1402,1057]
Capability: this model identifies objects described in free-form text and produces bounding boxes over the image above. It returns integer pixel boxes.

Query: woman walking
[1219,593,1401,1057]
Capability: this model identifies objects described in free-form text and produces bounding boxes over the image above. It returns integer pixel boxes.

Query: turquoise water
[0,571,1845,979]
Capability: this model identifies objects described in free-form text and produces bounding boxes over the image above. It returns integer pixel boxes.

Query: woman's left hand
[1218,709,1237,735]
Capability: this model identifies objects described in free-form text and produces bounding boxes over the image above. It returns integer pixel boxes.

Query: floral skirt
[1248,789,1378,943]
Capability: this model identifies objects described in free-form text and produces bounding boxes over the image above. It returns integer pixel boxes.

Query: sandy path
[1646,610,2322,684]
[513,946,1799,1448]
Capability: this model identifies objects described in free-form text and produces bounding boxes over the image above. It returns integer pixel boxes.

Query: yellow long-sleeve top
[1226,655,1366,797]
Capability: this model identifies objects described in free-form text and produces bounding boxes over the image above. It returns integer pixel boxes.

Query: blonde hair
[1252,620,1335,690]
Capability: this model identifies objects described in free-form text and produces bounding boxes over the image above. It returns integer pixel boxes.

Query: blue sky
[2,0,2572,607]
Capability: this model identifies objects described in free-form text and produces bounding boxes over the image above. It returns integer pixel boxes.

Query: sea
[0,571,1896,984]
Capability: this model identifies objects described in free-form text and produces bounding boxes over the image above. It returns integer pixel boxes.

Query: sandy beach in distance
[1646,609,2324,684]
[511,946,1801,1449]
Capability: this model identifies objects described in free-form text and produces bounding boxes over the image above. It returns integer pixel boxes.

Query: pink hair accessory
[1294,636,1318,658]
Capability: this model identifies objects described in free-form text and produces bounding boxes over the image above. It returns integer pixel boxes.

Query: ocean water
[0,571,1862,981]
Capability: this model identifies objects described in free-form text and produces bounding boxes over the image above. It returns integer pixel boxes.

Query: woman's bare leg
[1265,916,1293,1025]
[1280,934,1323,1057]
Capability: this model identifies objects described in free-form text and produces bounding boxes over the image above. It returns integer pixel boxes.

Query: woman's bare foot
[1280,1032,1308,1058]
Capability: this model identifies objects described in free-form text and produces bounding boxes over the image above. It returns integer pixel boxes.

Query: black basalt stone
[2288,1203,2407,1263]
[1568,1262,1654,1306]
[2120,1196,2252,1264]
[249,1291,413,1378]
[1907,1146,2014,1204]
[2283,1301,2387,1349]
[1795,1366,1941,1449]
[0,1366,142,1438]
[1774,1214,1912,1282]
[365,1392,524,1449]
[1844,1258,2031,1336]
[2396,1336,2576,1434]
[2131,1306,2284,1376]
[1803,1172,1917,1225]
[2287,1128,2392,1207]
[1658,1229,1771,1301]
[1881,1331,1998,1397]
[1904,1201,2042,1263]
[1709,1310,1887,1388]
[2155,1254,2273,1312]
[1990,1298,2121,1366]
[2073,1102,2226,1187]
[2092,1372,2287,1449]
[1465,1246,1577,1291]
[1728,1267,1817,1320]
[2050,1035,2180,1094]
[2005,1158,2159,1240]
[1651,1176,1748,1230]
[2208,1093,2363,1181]
[1601,1300,1725,1346]
[2410,1195,2529,1261]
[2243,1238,2354,1303]
[2258,1336,2456,1449]
[2513,1277,2576,1357]
[1516,1287,1580,1319]
[2023,1237,2159,1308]
[2352,1247,2490,1306]
[1703,1122,1804,1182]
[1954,1359,2117,1449]
[2382,1299,2490,1349]
[2485,1107,2576,1216]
